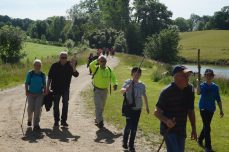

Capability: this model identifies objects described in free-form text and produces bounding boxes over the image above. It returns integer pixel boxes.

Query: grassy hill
[179,30,229,65]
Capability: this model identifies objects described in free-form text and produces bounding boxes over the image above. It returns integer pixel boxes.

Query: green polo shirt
[89,60,118,89]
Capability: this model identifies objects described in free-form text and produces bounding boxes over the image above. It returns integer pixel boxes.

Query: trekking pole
[126,55,146,90]
[157,128,170,152]
[197,49,201,83]
[21,97,28,136]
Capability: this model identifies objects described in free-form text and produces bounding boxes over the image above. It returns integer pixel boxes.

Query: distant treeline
[174,6,229,32]
[0,0,229,62]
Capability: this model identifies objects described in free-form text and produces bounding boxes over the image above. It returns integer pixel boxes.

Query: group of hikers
[25,50,224,152]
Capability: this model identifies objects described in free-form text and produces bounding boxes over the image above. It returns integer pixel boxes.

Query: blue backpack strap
[28,70,34,85]
[28,70,45,86]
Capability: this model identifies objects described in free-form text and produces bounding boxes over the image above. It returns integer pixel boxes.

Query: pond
[182,64,229,79]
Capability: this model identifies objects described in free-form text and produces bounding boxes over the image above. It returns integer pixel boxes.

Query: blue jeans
[165,133,185,152]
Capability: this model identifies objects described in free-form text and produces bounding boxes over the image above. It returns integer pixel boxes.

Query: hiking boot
[27,121,32,127]
[33,125,40,131]
[61,121,69,127]
[54,122,59,127]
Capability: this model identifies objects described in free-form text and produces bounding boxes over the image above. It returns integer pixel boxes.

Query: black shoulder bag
[122,81,136,117]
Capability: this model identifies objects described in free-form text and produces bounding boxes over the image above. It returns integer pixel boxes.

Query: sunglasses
[100,60,106,63]
[61,57,67,59]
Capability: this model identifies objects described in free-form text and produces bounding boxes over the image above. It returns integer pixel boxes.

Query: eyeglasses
[205,74,214,77]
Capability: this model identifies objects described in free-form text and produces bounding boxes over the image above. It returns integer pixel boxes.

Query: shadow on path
[43,126,80,142]
[94,127,122,144]
[21,127,80,143]
[21,127,44,143]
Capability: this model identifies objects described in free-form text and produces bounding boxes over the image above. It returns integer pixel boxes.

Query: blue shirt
[199,82,221,112]
[25,71,46,94]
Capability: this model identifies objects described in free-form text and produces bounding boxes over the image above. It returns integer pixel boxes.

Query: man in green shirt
[89,55,118,128]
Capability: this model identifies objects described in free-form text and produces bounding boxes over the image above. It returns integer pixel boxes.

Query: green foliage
[174,17,190,32]
[134,0,172,39]
[114,32,127,53]
[98,0,130,30]
[65,39,75,54]
[144,28,180,63]
[87,28,126,51]
[0,25,26,63]
[125,23,144,55]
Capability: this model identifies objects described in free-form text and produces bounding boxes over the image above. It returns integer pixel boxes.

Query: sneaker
[197,140,204,147]
[33,125,40,131]
[122,143,128,149]
[54,122,59,127]
[98,121,104,129]
[27,121,32,127]
[61,121,69,127]
[205,148,214,152]
[129,146,136,152]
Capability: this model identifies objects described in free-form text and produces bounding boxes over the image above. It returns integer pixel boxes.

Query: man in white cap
[89,55,118,129]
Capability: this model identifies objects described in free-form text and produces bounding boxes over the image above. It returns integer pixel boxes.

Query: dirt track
[0,57,157,152]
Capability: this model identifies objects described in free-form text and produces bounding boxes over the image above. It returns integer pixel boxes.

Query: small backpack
[28,70,45,87]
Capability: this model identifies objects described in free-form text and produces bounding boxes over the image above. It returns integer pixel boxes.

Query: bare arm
[143,94,149,114]
[188,110,197,140]
[217,102,224,117]
[46,79,52,93]
[154,107,176,128]
[25,84,29,96]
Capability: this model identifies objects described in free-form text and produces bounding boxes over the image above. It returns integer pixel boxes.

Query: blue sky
[0,0,228,20]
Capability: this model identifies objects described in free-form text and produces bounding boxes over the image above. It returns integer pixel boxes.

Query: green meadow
[22,42,66,61]
[83,53,229,152]
[0,42,93,89]
[179,30,229,65]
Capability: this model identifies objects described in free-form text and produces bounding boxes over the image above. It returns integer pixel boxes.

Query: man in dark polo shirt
[154,65,197,152]
[47,52,79,127]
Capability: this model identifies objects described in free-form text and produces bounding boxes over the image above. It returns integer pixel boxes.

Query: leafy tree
[0,25,26,63]
[174,17,190,32]
[98,0,130,30]
[134,0,172,39]
[144,27,180,63]
[65,39,75,54]
[212,6,229,30]
[125,22,144,55]
[114,32,127,52]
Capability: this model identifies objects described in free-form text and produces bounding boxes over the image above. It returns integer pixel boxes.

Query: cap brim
[183,69,193,73]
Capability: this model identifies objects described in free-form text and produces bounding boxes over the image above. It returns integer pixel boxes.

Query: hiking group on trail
[23,50,224,152]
